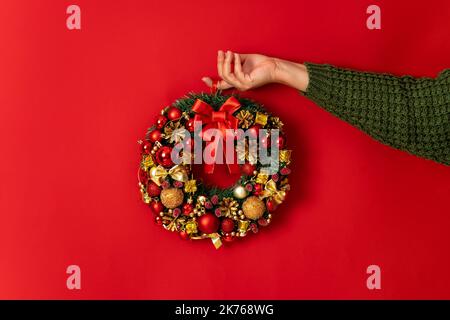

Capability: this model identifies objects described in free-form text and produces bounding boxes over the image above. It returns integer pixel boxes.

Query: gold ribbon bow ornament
[260,179,289,205]
[149,164,189,186]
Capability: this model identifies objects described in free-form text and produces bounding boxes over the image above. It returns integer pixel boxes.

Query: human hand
[202,50,309,92]
[202,50,279,91]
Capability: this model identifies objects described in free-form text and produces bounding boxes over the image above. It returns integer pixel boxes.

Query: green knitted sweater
[303,63,450,165]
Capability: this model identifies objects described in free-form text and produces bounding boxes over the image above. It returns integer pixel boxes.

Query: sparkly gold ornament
[160,188,184,209]
[238,220,250,233]
[236,110,254,129]
[269,116,284,129]
[242,196,266,220]
[255,172,269,184]
[279,150,292,165]
[184,179,197,193]
[163,121,184,140]
[233,185,248,199]
[141,155,155,170]
[219,197,239,217]
[185,220,198,234]
[141,190,151,204]
[254,112,268,126]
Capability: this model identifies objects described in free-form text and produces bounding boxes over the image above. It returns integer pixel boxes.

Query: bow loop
[149,164,189,186]
[192,97,241,174]
[260,179,289,205]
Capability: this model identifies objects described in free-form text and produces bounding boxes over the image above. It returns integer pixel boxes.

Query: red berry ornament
[221,218,235,233]
[155,216,163,225]
[186,118,196,132]
[156,115,167,129]
[141,140,152,154]
[253,183,263,195]
[167,107,182,120]
[182,203,193,215]
[198,213,220,234]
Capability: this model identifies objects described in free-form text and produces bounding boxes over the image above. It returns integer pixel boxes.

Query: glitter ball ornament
[221,218,235,233]
[147,181,161,197]
[242,196,266,220]
[160,188,184,209]
[186,118,196,132]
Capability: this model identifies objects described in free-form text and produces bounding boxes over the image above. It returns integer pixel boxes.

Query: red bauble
[182,203,193,215]
[167,107,182,120]
[186,118,196,132]
[273,134,286,149]
[150,200,164,214]
[155,146,174,167]
[147,181,161,197]
[253,183,263,195]
[149,129,162,143]
[266,199,277,212]
[221,218,235,233]
[248,124,261,139]
[198,213,220,234]
[179,230,189,240]
[141,140,152,154]
[241,163,256,176]
[156,115,168,129]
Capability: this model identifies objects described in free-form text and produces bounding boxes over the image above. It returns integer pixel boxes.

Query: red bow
[192,97,241,174]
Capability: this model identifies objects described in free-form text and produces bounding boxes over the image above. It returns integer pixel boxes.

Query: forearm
[274,59,449,165]
[273,58,309,92]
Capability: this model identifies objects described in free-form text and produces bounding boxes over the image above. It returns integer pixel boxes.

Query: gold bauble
[160,188,184,209]
[233,185,248,199]
[242,196,266,220]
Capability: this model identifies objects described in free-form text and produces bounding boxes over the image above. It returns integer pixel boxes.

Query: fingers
[234,53,251,87]
[217,50,225,80]
[203,50,250,91]
[201,77,233,90]
[222,51,240,86]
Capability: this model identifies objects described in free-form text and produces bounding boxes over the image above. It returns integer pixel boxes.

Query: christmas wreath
[138,92,292,249]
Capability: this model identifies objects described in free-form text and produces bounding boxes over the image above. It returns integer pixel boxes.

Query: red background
[0,0,449,299]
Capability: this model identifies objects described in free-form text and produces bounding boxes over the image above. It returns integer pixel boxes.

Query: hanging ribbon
[149,164,189,186]
[192,97,241,174]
